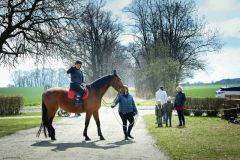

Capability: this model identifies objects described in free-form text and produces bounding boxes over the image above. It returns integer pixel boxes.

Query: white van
[216,86,240,98]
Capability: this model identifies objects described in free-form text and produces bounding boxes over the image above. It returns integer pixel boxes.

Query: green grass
[0,116,61,138]
[19,112,41,116]
[144,115,240,160]
[0,118,41,138]
[0,112,41,117]
[183,84,240,98]
[135,99,155,106]
[0,87,44,106]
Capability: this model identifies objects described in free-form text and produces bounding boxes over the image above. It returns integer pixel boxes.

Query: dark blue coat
[113,94,138,114]
[174,92,186,107]
[67,67,84,84]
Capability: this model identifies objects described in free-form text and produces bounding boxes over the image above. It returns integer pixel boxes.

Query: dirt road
[0,107,167,160]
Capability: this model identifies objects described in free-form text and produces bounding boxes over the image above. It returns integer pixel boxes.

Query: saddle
[68,87,89,100]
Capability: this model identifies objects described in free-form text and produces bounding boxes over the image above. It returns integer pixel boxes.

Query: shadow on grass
[32,139,135,151]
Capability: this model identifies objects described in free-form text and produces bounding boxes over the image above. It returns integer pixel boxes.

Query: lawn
[0,87,44,106]
[0,112,42,117]
[0,118,42,138]
[0,115,61,138]
[183,84,240,98]
[144,115,240,160]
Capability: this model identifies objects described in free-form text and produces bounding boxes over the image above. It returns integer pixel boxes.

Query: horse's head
[110,70,125,93]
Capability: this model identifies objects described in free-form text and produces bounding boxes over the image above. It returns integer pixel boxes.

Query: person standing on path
[174,86,186,127]
[155,102,164,127]
[155,86,168,125]
[111,85,138,140]
[163,97,174,127]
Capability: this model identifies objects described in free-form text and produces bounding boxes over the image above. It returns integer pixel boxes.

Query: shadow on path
[31,139,135,152]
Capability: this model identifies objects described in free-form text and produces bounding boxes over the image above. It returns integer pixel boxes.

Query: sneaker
[124,136,129,140]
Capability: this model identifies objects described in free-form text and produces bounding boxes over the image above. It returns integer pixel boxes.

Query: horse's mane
[88,75,114,89]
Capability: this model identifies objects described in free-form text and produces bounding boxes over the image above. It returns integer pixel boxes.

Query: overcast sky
[0,0,240,87]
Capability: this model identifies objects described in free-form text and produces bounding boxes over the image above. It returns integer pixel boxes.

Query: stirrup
[75,96,83,106]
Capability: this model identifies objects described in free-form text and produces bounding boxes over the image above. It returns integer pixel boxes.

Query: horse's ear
[112,70,117,76]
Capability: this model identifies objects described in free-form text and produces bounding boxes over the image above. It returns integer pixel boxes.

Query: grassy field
[0,116,61,138]
[0,87,43,106]
[0,112,42,117]
[144,115,240,160]
[183,84,240,98]
[0,118,41,138]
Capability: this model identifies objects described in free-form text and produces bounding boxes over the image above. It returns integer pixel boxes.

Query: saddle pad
[67,88,89,100]
[68,90,75,99]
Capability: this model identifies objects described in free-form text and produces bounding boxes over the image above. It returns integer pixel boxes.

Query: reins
[101,98,112,106]
[102,98,139,128]
[111,105,139,128]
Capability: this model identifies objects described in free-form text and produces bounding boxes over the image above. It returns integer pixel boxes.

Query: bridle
[112,76,124,93]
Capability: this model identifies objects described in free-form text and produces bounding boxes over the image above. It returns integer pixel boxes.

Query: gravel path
[0,107,168,160]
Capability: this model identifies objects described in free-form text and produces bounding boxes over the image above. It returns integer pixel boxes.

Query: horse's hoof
[100,136,105,140]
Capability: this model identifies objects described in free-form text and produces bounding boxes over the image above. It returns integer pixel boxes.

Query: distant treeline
[184,78,240,86]
[9,68,69,88]
[214,78,240,85]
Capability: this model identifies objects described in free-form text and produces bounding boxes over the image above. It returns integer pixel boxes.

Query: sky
[0,0,240,87]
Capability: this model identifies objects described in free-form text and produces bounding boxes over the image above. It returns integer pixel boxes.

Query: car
[216,86,240,98]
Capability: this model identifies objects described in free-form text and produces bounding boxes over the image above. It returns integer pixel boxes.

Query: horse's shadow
[32,139,135,151]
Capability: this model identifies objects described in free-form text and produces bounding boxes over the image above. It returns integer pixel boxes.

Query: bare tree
[66,0,122,81]
[0,0,82,66]
[10,68,69,87]
[125,0,222,87]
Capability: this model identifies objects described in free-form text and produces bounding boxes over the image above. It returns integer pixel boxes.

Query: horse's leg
[83,112,92,141]
[42,101,55,140]
[47,107,58,140]
[93,111,105,140]
[48,115,56,140]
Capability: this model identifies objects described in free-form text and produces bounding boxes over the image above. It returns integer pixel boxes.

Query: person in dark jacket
[67,60,86,106]
[155,101,163,127]
[111,85,138,140]
[174,86,186,127]
[163,97,174,127]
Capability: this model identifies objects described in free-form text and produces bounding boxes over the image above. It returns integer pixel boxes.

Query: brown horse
[36,71,124,141]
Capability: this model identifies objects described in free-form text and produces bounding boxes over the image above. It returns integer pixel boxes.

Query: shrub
[184,97,228,117]
[0,96,24,115]
[185,97,225,110]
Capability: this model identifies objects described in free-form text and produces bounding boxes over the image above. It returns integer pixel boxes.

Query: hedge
[184,97,233,117]
[0,96,24,115]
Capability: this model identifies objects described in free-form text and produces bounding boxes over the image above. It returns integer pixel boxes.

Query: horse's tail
[36,99,48,138]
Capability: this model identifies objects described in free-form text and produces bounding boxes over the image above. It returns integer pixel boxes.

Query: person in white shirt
[155,86,168,127]
[155,86,168,105]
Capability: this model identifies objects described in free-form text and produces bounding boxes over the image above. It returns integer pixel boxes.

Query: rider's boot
[75,95,83,106]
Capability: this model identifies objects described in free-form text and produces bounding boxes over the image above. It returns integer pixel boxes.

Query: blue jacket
[113,94,138,114]
[174,92,186,107]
